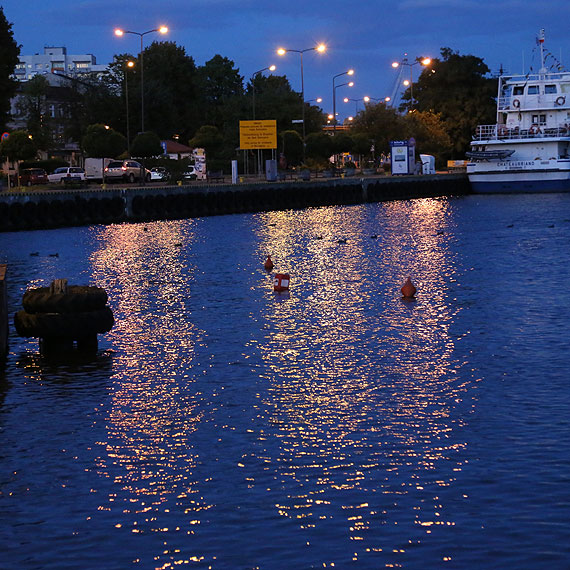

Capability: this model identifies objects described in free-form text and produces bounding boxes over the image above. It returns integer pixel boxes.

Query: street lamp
[114,25,168,133]
[124,60,135,155]
[307,97,323,104]
[251,65,276,120]
[391,54,431,109]
[277,43,326,157]
[332,69,354,134]
[363,96,391,105]
[343,97,361,115]
[250,65,276,176]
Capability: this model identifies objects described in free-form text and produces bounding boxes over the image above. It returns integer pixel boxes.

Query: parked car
[48,166,86,184]
[150,167,171,182]
[182,165,197,180]
[19,168,48,186]
[104,160,151,183]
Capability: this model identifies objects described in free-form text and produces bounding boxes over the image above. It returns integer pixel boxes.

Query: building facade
[13,46,107,82]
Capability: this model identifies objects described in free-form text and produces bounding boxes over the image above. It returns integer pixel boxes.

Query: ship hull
[467,161,570,193]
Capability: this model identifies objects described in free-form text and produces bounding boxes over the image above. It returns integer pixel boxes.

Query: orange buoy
[264,255,274,271]
[274,273,290,292]
[401,276,416,299]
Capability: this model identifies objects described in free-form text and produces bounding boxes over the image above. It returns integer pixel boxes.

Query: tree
[131,131,162,158]
[305,132,334,166]
[402,110,453,164]
[61,72,123,146]
[245,75,324,135]
[188,125,224,158]
[16,76,53,151]
[197,54,244,129]
[0,129,37,162]
[408,47,497,155]
[351,102,407,156]
[82,123,126,158]
[330,132,353,158]
[280,130,303,166]
[0,7,20,132]
[0,130,37,186]
[350,132,374,166]
[140,42,199,140]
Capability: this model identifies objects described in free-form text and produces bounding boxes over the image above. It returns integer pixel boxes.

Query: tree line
[0,7,497,171]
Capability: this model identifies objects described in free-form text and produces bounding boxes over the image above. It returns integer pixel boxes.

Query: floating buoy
[264,255,274,271]
[401,277,417,299]
[274,273,290,292]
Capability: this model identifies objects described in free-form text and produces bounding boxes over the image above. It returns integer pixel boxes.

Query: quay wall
[0,264,7,359]
[0,174,470,233]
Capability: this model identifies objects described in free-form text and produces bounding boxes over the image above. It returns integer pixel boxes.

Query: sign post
[390,139,416,175]
[239,120,277,179]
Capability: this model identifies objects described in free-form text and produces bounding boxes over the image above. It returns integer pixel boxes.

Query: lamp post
[343,97,361,115]
[251,65,276,120]
[277,43,326,159]
[391,54,431,110]
[125,60,134,155]
[250,65,276,176]
[332,69,354,134]
[363,96,391,106]
[114,25,168,133]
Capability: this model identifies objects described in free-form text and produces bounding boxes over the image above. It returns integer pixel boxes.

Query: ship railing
[473,124,570,141]
[498,94,569,111]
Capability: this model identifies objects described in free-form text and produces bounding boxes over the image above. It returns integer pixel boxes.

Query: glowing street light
[124,60,135,154]
[332,69,355,134]
[251,65,276,120]
[363,96,391,105]
[114,25,168,132]
[277,43,326,157]
[390,54,431,109]
[250,64,276,176]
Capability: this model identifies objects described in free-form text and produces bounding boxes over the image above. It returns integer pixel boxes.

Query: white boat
[467,29,570,193]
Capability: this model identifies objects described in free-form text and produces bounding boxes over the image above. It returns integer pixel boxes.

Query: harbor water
[1,193,570,569]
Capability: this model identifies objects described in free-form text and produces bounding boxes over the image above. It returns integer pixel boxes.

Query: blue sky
[5,1,570,122]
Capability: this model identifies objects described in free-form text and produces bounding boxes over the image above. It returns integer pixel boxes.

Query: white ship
[467,29,570,193]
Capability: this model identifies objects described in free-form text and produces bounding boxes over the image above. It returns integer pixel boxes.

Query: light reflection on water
[1,195,570,568]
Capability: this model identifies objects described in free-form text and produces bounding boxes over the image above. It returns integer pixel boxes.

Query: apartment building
[13,46,107,81]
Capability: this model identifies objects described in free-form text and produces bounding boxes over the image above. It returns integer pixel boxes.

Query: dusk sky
[5,1,570,122]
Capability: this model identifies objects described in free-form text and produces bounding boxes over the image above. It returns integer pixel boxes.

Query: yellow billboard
[239,120,277,150]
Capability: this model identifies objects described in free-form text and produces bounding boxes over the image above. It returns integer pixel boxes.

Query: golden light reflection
[250,199,470,555]
[88,220,214,564]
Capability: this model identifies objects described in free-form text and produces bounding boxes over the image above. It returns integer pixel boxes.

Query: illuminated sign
[239,120,277,150]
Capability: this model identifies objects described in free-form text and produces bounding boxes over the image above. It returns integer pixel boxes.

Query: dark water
[1,194,570,569]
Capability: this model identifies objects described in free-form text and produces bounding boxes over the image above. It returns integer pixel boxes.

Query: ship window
[562,84,570,93]
[532,114,547,125]
[527,86,539,95]
[513,86,524,95]
[545,85,557,94]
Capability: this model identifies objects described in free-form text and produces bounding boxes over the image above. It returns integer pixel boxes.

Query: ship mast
[538,28,547,75]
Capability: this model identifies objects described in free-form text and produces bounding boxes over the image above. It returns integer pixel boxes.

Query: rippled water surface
[1,194,570,569]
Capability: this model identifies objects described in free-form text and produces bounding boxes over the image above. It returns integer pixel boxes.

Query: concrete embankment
[0,173,470,232]
[0,264,7,359]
